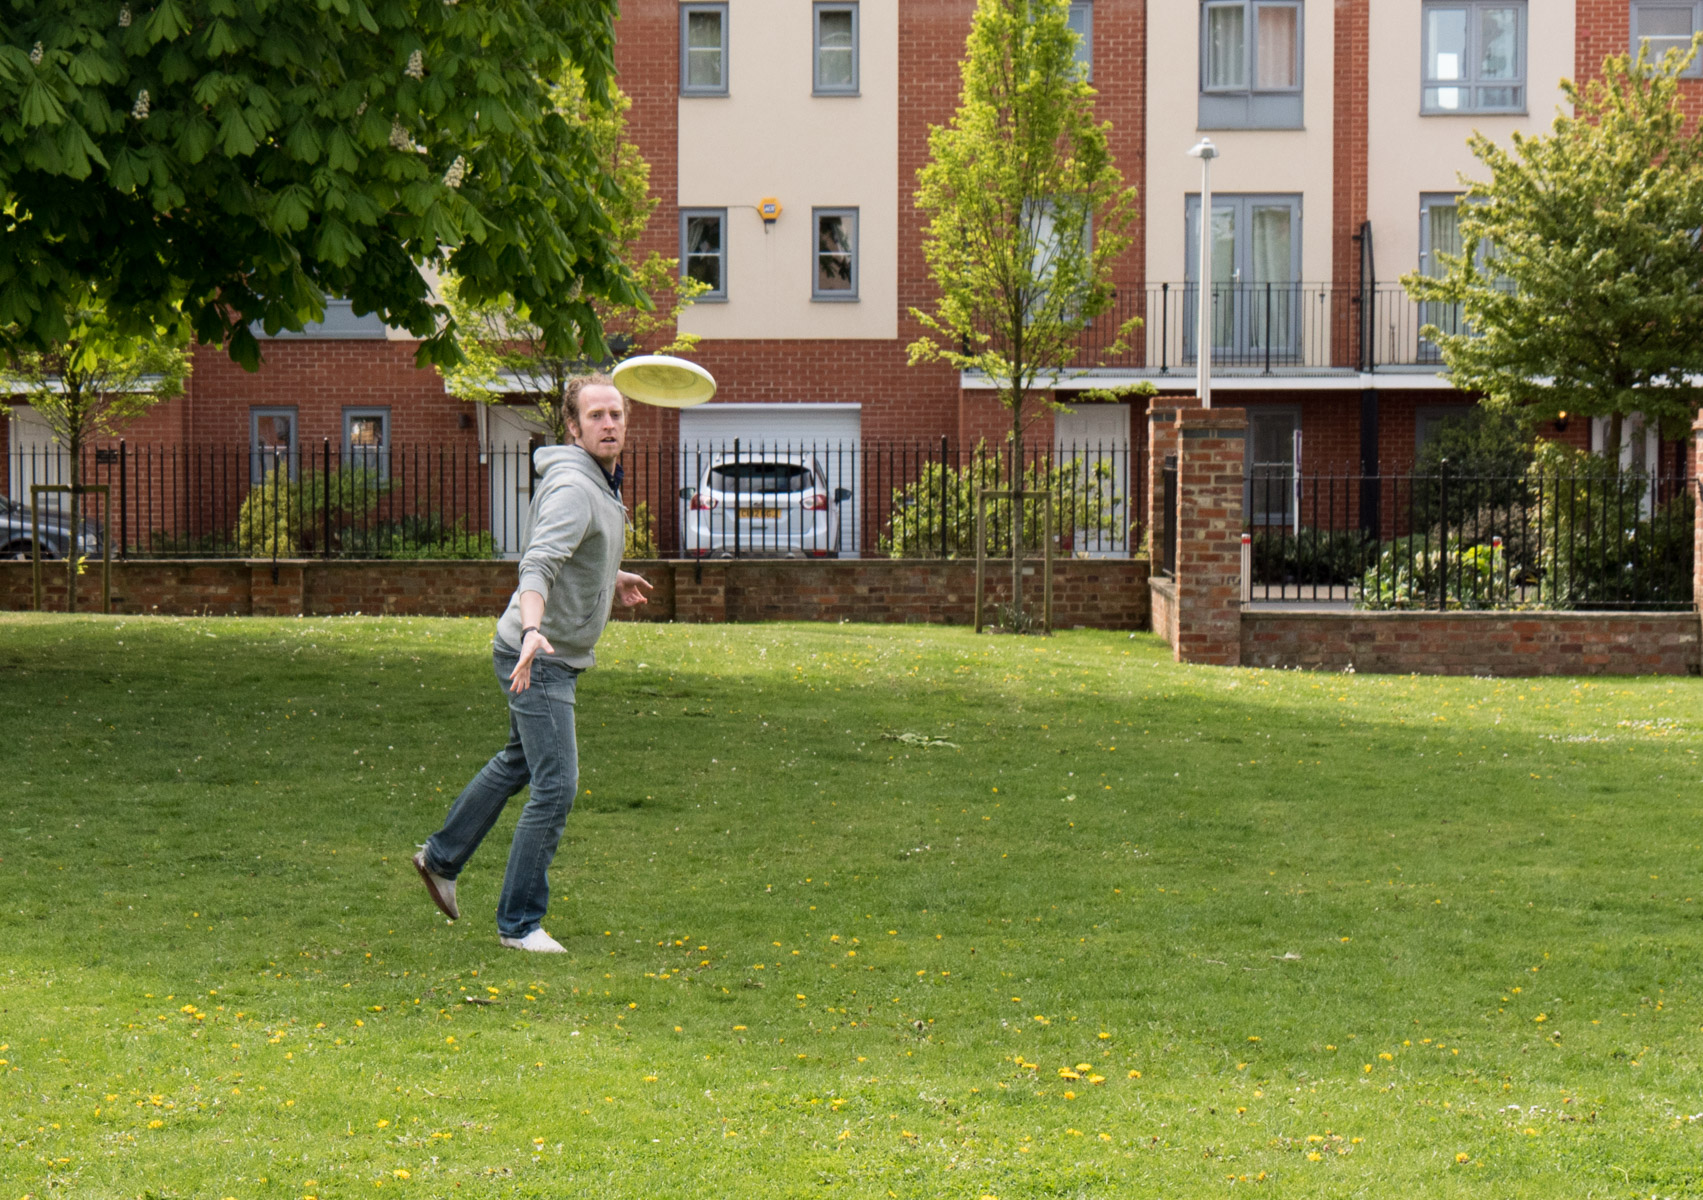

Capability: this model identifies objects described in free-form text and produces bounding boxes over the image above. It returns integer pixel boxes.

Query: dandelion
[405,49,425,79]
[1307,1151,1323,1162]
[1455,1152,1470,1163]
[393,1169,410,1179]
[131,89,150,121]
[377,1119,390,1128]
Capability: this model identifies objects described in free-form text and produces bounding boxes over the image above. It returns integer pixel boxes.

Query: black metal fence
[1076,282,1433,373]
[1245,469,1695,610]
[4,437,1142,562]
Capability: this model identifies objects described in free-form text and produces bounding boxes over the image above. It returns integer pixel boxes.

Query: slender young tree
[2,294,190,609]
[0,1,643,371]
[909,0,1138,625]
[1403,40,1703,463]
[442,75,704,443]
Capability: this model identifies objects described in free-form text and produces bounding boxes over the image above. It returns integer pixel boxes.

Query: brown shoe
[412,849,459,921]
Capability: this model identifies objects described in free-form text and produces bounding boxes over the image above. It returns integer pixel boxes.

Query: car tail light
[690,494,717,510]
[803,493,828,511]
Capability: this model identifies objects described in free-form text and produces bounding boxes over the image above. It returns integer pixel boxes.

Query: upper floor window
[680,209,728,301]
[813,209,859,301]
[1632,2,1703,76]
[681,3,729,96]
[252,298,386,340]
[1068,2,1093,79]
[1421,1,1525,114]
[814,3,859,94]
[1200,1,1303,130]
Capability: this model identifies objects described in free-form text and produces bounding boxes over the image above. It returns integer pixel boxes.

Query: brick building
[3,0,1693,556]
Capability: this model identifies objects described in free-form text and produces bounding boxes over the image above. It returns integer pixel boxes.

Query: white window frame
[680,208,728,301]
[1199,0,1304,129]
[813,2,859,95]
[250,407,299,482]
[1631,1,1703,76]
[680,3,729,97]
[343,407,391,480]
[812,208,859,302]
[1420,1,1527,115]
[1068,1,1093,79]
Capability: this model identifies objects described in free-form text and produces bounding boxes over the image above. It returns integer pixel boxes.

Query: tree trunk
[1009,385,1024,628]
[1606,410,1624,479]
[65,417,82,615]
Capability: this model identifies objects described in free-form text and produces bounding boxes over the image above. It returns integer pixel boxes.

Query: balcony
[1071,282,1450,378]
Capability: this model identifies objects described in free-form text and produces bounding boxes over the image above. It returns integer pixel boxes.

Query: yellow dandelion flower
[1455,1152,1470,1163]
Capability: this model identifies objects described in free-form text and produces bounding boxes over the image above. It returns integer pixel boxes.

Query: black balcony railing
[1072,282,1440,374]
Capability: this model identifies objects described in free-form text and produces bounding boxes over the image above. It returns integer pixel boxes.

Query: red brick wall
[2,556,1150,630]
[1171,407,1248,665]
[1242,609,1701,676]
[1332,0,1369,368]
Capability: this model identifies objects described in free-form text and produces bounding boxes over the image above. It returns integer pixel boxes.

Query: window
[813,208,858,300]
[1418,193,1467,358]
[251,298,386,340]
[1068,2,1093,79]
[1421,2,1525,113]
[814,3,858,94]
[680,209,727,300]
[1245,409,1300,527]
[1632,2,1703,75]
[1184,193,1302,361]
[344,408,390,479]
[1200,1,1303,129]
[1025,197,1092,321]
[250,408,298,482]
[680,3,728,96]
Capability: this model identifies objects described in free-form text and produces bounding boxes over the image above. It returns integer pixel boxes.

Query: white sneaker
[500,929,567,953]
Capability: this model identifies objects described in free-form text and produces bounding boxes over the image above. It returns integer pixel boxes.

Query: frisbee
[612,355,717,408]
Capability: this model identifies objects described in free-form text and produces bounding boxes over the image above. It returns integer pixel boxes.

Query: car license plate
[739,507,783,520]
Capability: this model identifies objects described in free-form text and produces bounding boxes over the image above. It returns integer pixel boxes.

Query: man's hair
[562,372,620,426]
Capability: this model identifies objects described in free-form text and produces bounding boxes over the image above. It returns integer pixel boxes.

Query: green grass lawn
[2,613,1701,1198]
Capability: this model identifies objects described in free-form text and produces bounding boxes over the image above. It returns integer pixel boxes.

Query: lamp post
[1187,138,1219,408]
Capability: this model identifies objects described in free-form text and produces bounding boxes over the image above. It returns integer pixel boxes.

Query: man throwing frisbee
[413,373,651,952]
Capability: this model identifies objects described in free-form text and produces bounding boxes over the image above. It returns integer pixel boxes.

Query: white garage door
[679,403,863,558]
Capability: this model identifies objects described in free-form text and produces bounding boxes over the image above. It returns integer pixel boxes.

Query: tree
[1403,40,1703,462]
[1,293,189,609]
[908,0,1138,625]
[0,1,644,371]
[441,76,704,443]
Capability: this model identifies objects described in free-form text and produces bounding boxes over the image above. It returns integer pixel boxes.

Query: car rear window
[707,463,813,493]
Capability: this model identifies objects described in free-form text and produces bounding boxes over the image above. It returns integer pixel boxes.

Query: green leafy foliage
[440,75,704,443]
[1359,537,1514,610]
[625,501,658,558]
[1402,40,1703,448]
[232,465,296,557]
[0,1,642,370]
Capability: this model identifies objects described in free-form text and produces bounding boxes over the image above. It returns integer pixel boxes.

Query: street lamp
[1187,138,1219,408]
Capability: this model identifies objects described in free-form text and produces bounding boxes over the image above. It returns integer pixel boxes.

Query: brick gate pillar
[1172,407,1248,666]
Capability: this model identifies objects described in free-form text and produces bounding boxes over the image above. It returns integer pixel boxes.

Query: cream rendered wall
[1367,1,1573,283]
[677,0,898,340]
[1145,0,1335,285]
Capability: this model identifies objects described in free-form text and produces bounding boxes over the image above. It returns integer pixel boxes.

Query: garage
[678,403,863,558]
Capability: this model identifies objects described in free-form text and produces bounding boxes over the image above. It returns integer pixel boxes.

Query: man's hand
[615,570,653,608]
[509,629,556,693]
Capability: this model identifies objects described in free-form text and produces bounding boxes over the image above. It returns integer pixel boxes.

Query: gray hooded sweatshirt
[495,444,627,669]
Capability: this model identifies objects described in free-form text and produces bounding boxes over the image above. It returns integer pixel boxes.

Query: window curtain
[1255,5,1298,88]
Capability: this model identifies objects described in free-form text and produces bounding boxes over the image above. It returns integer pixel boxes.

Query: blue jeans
[422,642,579,938]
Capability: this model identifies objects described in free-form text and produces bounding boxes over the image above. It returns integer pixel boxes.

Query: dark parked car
[0,495,104,559]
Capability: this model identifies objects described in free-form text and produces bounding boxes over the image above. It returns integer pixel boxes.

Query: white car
[681,452,850,558]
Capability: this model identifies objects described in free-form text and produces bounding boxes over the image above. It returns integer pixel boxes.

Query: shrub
[233,467,297,557]
[1358,537,1515,610]
[1528,442,1689,608]
[879,443,1126,558]
[1249,527,1377,587]
[625,502,658,558]
[1409,407,1536,530]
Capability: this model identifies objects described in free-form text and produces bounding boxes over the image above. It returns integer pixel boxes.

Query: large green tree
[0,0,643,370]
[2,291,190,609]
[909,0,1138,624]
[442,76,703,444]
[1403,41,1703,459]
